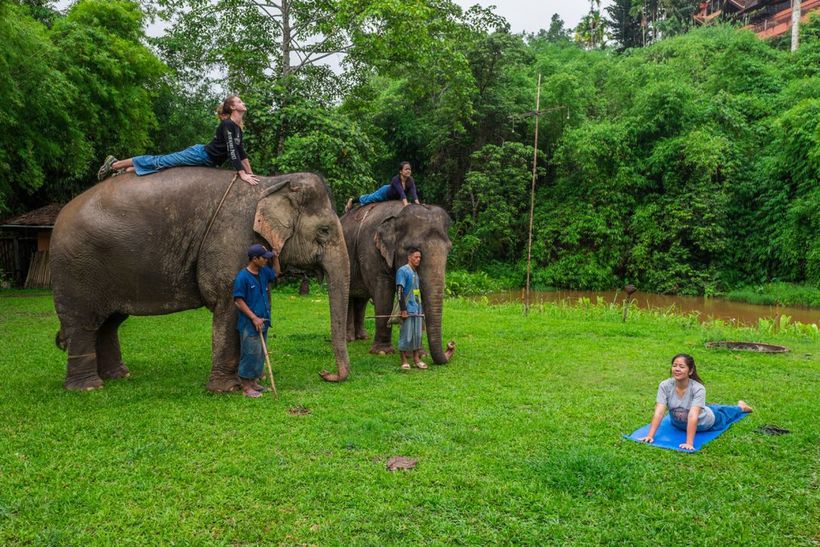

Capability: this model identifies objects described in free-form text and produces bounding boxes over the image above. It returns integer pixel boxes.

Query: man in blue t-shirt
[396,247,426,370]
[233,243,280,398]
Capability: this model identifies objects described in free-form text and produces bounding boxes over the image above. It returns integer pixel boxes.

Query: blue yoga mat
[624,413,748,453]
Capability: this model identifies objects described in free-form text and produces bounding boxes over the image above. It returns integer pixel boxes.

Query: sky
[55,0,613,37]
[454,0,613,34]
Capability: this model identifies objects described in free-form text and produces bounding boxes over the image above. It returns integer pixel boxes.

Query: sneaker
[97,155,118,181]
[344,198,353,213]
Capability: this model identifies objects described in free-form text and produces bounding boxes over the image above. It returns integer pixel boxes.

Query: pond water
[477,289,819,326]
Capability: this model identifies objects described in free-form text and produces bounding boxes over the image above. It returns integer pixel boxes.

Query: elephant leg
[207,299,241,393]
[63,321,104,391]
[369,276,396,355]
[96,313,130,380]
[353,297,368,340]
[346,297,356,342]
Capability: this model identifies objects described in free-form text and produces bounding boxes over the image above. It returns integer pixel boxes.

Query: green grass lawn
[1,290,817,543]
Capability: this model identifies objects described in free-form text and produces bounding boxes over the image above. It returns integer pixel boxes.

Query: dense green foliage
[1,291,817,542]
[0,1,817,295]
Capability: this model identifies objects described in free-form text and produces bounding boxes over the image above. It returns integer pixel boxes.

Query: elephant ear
[374,216,397,269]
[253,179,298,252]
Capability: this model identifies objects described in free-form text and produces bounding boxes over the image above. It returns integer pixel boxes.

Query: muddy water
[478,290,819,326]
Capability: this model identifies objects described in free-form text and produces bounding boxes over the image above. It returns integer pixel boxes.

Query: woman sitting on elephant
[345,161,420,212]
[97,95,260,186]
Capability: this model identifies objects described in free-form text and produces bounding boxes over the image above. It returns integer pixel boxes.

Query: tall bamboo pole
[525,74,542,316]
[791,0,801,52]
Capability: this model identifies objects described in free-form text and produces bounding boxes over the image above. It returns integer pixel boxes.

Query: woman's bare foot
[738,400,753,413]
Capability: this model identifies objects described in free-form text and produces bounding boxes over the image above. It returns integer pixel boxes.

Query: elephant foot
[99,362,130,380]
[355,331,369,340]
[206,374,241,393]
[319,366,349,382]
[369,343,395,355]
[64,374,104,391]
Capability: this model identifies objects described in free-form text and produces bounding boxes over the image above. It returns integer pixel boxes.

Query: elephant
[50,168,351,391]
[342,202,456,364]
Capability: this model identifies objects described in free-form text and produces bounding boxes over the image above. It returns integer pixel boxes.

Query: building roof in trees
[695,0,819,39]
[1,204,64,228]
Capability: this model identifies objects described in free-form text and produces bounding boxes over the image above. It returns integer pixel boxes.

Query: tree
[575,2,606,49]
[605,0,643,50]
[451,142,545,269]
[0,1,85,213]
[539,13,571,44]
[47,0,167,194]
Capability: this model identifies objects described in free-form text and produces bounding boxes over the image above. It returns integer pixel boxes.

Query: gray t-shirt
[656,378,715,431]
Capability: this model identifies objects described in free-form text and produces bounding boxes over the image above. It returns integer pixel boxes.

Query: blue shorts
[238,329,267,380]
[131,144,215,176]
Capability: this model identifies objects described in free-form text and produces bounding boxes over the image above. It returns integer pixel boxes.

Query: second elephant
[342,202,455,363]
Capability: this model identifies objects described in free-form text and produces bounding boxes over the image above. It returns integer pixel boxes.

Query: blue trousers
[358,184,391,205]
[238,329,267,380]
[131,144,214,176]
[707,404,745,431]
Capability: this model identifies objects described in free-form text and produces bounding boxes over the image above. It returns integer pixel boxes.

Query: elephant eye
[316,225,331,243]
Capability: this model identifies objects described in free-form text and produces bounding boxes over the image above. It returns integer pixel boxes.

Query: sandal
[414,361,428,369]
[252,383,269,392]
[400,363,411,370]
[242,389,263,398]
[97,155,117,181]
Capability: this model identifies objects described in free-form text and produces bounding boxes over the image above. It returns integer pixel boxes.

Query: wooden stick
[259,333,278,399]
[366,314,425,319]
[525,73,542,316]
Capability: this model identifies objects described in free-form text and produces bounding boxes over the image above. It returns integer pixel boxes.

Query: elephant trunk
[419,249,452,364]
[319,240,351,382]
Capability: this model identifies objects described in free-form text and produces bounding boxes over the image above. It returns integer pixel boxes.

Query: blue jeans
[131,144,214,176]
[238,329,267,380]
[707,404,745,431]
[358,184,391,205]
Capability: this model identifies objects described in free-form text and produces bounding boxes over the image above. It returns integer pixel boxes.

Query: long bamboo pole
[525,74,542,316]
[260,334,278,399]
[791,0,801,52]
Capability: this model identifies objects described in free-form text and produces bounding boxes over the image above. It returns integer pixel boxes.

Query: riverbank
[724,282,820,308]
[1,292,817,543]
[446,271,820,309]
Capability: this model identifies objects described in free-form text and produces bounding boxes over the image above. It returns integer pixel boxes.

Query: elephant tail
[55,328,67,351]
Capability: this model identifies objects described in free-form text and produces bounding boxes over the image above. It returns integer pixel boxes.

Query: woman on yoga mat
[639,353,753,451]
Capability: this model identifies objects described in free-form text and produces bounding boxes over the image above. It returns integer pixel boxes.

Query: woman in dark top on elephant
[97,95,260,185]
[345,161,420,212]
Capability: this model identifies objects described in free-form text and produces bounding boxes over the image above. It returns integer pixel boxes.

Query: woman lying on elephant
[345,161,420,212]
[97,95,260,185]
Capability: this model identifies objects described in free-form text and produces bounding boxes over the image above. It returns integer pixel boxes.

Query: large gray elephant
[342,202,456,363]
[50,169,350,391]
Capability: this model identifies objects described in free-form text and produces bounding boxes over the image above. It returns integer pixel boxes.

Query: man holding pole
[233,243,280,398]
[396,247,426,370]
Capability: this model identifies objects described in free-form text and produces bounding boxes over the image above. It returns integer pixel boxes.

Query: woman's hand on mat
[639,436,654,443]
[678,442,695,451]
[239,171,260,185]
